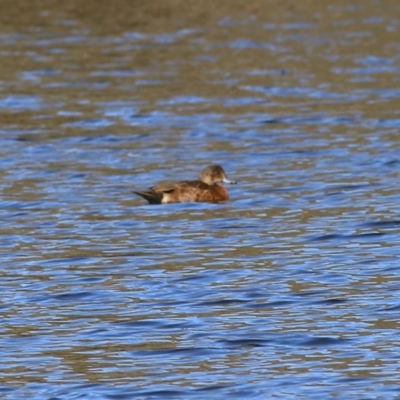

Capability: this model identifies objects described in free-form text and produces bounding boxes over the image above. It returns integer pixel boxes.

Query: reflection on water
[1,1,400,399]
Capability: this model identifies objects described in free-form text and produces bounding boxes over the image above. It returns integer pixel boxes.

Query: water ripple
[1,2,400,399]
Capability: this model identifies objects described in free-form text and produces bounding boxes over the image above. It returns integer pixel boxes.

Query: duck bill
[222,175,237,184]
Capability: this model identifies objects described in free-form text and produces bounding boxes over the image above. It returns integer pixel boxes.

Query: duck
[134,165,236,204]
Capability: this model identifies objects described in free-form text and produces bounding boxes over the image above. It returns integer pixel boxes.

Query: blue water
[1,1,400,399]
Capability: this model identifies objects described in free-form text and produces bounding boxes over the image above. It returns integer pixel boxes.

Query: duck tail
[134,190,163,204]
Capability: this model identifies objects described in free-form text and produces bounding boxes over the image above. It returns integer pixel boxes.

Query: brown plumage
[134,165,236,204]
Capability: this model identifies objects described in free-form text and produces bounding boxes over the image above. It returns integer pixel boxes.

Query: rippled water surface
[2,1,400,398]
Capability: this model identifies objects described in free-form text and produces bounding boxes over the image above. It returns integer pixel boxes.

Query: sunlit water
[1,1,400,399]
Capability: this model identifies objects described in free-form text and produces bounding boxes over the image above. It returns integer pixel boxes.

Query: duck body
[134,165,235,204]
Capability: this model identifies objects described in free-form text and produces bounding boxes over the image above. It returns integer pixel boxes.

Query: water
[1,1,400,398]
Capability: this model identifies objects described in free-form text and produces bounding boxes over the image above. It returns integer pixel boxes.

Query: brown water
[1,0,400,398]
